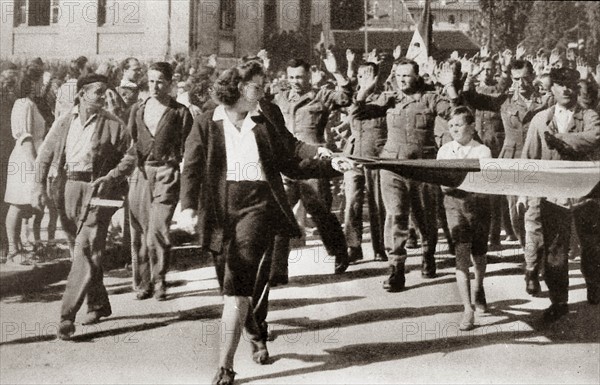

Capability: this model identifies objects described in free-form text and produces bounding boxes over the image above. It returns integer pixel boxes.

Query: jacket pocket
[153,165,180,204]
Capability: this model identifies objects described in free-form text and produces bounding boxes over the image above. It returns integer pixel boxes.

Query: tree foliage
[469,1,599,64]
[331,0,365,30]
[469,0,533,52]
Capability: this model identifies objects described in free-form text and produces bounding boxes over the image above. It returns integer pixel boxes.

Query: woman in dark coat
[178,60,355,385]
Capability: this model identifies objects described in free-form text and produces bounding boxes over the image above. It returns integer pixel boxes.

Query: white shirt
[64,107,97,172]
[143,98,168,137]
[437,139,492,160]
[553,104,574,134]
[213,105,266,182]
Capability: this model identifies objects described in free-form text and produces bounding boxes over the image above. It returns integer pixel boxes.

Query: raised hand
[549,48,560,67]
[393,45,402,60]
[323,49,339,73]
[311,67,324,86]
[207,53,217,68]
[480,45,489,58]
[257,49,270,70]
[436,62,455,86]
[515,43,526,60]
[346,49,355,65]
[367,48,380,64]
[576,57,589,80]
[356,64,378,101]
[502,49,513,67]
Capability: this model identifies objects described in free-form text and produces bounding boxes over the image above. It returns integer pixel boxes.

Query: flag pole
[364,0,369,54]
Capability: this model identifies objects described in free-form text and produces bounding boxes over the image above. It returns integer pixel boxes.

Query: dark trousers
[489,195,514,244]
[270,177,348,278]
[380,169,438,273]
[128,166,178,293]
[60,180,113,322]
[541,200,600,305]
[443,191,490,257]
[343,168,385,254]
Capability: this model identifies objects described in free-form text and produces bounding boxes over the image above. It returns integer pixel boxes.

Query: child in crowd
[437,106,493,331]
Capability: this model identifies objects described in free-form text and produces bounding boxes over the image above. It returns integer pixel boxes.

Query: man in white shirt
[32,74,130,340]
[522,67,600,322]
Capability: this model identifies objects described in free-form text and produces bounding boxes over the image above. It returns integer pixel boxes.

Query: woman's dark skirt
[215,181,275,297]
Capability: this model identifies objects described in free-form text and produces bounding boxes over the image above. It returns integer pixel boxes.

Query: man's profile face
[124,59,143,83]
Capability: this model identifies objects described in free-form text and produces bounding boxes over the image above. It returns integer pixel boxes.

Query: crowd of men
[0,42,599,345]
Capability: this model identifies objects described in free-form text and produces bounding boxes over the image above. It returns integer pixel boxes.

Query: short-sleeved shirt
[437,139,492,160]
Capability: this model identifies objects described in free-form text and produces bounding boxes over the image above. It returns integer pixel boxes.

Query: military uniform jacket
[464,89,549,159]
[364,90,456,160]
[274,83,352,145]
[344,92,387,157]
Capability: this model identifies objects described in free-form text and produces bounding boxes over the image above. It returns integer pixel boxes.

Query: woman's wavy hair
[212,60,264,106]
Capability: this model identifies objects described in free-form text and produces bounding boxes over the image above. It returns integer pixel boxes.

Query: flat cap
[77,74,109,92]
[550,67,579,86]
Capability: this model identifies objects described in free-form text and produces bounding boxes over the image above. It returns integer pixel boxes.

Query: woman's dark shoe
[212,367,236,385]
[251,340,270,365]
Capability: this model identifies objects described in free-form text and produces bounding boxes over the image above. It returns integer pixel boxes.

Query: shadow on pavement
[239,300,599,384]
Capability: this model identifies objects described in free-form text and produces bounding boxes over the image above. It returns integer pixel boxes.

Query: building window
[220,0,235,31]
[448,14,455,24]
[13,0,26,26]
[98,0,107,26]
[14,0,59,26]
[97,1,141,27]
[29,0,50,26]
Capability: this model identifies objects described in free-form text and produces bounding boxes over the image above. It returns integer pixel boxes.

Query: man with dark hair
[270,53,353,282]
[31,74,131,340]
[522,67,600,322]
[357,58,460,292]
[94,62,194,301]
[464,59,552,296]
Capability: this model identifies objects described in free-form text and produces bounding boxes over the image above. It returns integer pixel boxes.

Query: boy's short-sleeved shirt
[437,139,492,160]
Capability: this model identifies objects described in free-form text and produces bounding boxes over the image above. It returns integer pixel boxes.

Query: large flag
[418,0,433,54]
[351,157,600,199]
[405,0,432,69]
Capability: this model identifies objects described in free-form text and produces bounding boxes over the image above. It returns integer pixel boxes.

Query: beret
[77,74,109,92]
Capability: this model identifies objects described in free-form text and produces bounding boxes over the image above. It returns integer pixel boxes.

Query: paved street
[1,235,599,384]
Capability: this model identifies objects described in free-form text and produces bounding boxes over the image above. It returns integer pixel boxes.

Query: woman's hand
[178,208,198,234]
[331,156,361,173]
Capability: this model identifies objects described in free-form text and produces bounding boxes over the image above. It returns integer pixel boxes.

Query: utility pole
[364,0,369,53]
[488,2,493,52]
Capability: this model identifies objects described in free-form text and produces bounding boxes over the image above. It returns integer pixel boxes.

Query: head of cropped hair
[149,62,174,82]
[449,106,475,125]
